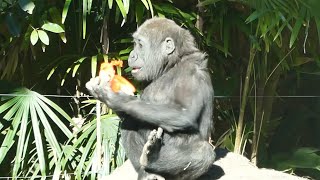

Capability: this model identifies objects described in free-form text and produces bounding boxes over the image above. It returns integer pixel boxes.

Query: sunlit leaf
[38,30,49,45]
[30,29,39,45]
[246,10,267,23]
[108,0,113,9]
[49,7,67,43]
[140,0,149,10]
[289,18,303,48]
[91,55,97,78]
[83,0,88,38]
[62,0,72,24]
[41,22,65,33]
[12,102,29,177]
[76,128,96,179]
[0,97,23,164]
[147,0,153,16]
[88,0,93,13]
[41,42,46,52]
[47,67,57,80]
[123,0,130,14]
[29,101,46,175]
[115,0,127,18]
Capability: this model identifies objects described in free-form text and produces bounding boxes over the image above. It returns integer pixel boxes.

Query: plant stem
[234,47,256,154]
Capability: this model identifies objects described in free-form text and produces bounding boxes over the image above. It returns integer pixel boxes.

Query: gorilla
[86,17,215,180]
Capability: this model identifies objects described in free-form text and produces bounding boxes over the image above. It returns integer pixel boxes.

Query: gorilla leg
[145,141,215,180]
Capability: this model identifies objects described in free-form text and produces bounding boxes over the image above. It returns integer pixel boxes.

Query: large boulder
[105,148,306,180]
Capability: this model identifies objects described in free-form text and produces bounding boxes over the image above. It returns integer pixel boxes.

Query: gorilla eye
[134,40,143,48]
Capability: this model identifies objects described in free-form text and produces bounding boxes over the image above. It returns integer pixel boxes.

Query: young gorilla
[86,17,215,180]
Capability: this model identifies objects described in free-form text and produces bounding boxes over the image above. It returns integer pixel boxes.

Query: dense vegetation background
[1,0,320,179]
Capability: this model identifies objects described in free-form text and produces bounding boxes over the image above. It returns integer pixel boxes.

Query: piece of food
[99,61,136,95]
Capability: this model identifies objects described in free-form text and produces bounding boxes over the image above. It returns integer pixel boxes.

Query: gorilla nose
[128,51,137,63]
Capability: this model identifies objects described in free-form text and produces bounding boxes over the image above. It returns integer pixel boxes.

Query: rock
[104,148,307,180]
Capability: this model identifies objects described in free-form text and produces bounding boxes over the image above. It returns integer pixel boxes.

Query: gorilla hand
[85,77,135,110]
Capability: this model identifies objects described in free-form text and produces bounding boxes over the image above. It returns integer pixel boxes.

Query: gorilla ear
[163,37,175,55]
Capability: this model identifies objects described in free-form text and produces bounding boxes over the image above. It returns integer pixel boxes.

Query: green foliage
[271,148,320,171]
[0,88,73,178]
[1,0,320,178]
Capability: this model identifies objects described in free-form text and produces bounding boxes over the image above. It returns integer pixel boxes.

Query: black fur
[86,17,215,180]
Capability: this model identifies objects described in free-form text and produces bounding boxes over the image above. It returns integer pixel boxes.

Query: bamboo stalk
[96,101,102,179]
[234,47,256,154]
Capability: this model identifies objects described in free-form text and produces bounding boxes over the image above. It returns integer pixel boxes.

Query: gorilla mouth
[132,67,142,74]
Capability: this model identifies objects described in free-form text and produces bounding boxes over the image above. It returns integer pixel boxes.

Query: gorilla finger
[85,81,93,91]
[156,128,163,139]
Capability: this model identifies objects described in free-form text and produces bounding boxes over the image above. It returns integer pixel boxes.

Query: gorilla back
[86,17,216,180]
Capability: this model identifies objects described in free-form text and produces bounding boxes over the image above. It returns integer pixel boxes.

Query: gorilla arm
[86,76,205,133]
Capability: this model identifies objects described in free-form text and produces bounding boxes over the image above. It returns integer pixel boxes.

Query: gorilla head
[128,17,198,81]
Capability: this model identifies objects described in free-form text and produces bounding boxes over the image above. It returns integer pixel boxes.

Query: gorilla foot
[140,127,163,167]
[141,173,165,180]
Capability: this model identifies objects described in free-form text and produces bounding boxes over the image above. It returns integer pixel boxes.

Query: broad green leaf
[91,55,97,78]
[88,0,93,13]
[292,57,313,67]
[38,30,49,45]
[135,2,145,24]
[35,93,73,137]
[84,148,97,177]
[41,22,65,33]
[18,0,35,14]
[76,129,97,179]
[30,101,46,175]
[123,0,130,14]
[72,64,80,77]
[62,0,72,24]
[72,57,87,77]
[140,0,149,10]
[3,97,23,120]
[147,0,153,16]
[115,0,127,18]
[119,47,132,55]
[0,98,24,164]
[59,33,67,43]
[108,0,113,9]
[12,102,29,177]
[48,7,67,43]
[41,42,46,52]
[61,67,71,86]
[0,96,20,114]
[47,67,57,80]
[246,10,267,23]
[30,29,38,45]
[60,120,96,170]
[289,18,303,48]
[83,0,88,38]
[33,100,61,158]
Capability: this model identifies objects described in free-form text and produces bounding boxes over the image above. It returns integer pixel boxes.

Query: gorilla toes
[140,128,163,167]
[145,174,165,180]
